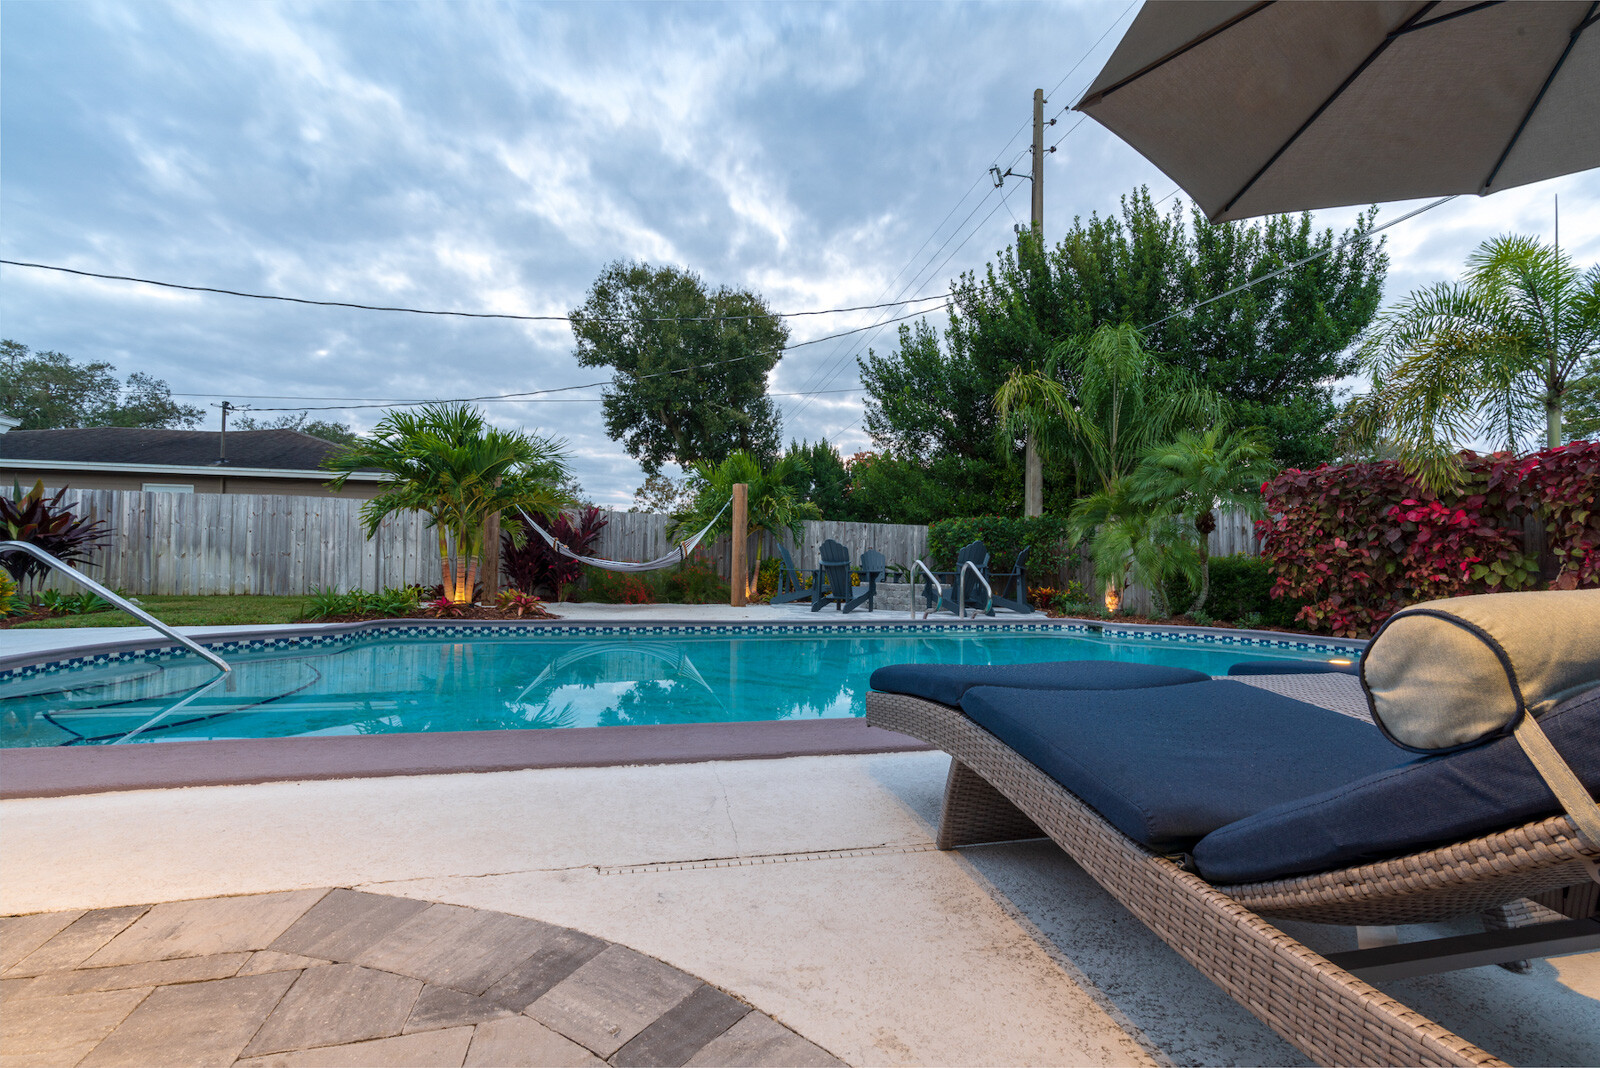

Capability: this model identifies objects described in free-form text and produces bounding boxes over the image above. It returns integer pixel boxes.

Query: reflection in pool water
[0,629,1349,747]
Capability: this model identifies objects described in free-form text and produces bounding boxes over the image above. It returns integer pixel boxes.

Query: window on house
[141,483,194,494]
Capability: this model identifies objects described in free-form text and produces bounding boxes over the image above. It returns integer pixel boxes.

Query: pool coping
[0,718,934,799]
[0,618,1367,800]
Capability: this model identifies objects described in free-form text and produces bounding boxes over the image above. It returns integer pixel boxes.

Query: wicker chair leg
[937,759,1046,849]
[1481,898,1568,972]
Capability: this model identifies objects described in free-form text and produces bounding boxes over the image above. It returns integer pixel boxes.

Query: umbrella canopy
[1076,1,1600,221]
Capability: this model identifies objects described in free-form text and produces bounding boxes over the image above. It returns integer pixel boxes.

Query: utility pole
[1023,88,1046,518]
[1032,88,1045,239]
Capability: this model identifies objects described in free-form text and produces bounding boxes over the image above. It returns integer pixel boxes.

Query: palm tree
[1130,427,1276,615]
[994,359,1072,517]
[671,450,820,600]
[1352,234,1600,487]
[325,403,570,603]
[1068,479,1199,616]
[1052,323,1225,495]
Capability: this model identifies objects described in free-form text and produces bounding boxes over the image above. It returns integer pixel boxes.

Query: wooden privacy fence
[26,487,1262,600]
[26,489,935,596]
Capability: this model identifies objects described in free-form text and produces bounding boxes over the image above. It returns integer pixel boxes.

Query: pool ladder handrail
[908,559,942,619]
[0,541,230,675]
[958,559,993,619]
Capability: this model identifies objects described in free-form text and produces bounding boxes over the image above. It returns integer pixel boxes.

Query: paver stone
[85,890,327,967]
[0,986,151,1068]
[483,925,607,1010]
[612,983,751,1068]
[464,1016,603,1068]
[241,963,423,1057]
[239,950,333,976]
[682,1012,845,1068]
[526,945,700,1058]
[353,904,552,994]
[405,985,516,1032]
[16,952,250,999]
[4,907,147,977]
[0,912,85,974]
[268,890,429,962]
[78,971,298,1067]
[234,1026,474,1067]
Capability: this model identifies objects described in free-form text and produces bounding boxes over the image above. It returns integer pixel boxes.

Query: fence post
[730,483,749,606]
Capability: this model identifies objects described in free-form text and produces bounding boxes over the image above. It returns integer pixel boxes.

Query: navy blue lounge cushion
[1194,685,1600,885]
[1228,660,1360,676]
[869,659,1209,707]
[958,680,1405,852]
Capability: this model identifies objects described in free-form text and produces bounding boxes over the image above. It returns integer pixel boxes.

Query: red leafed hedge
[1257,441,1599,637]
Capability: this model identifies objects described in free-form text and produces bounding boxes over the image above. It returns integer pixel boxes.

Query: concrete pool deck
[4,752,1599,1066]
[4,608,1596,1065]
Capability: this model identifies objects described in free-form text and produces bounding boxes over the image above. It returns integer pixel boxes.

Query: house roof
[0,428,365,473]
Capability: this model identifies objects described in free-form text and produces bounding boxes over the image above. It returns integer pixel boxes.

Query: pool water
[0,629,1355,747]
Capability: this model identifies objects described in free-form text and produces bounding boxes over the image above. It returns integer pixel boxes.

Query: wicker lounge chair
[865,626,1600,1066]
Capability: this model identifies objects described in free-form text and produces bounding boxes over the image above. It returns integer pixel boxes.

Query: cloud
[3,0,1596,508]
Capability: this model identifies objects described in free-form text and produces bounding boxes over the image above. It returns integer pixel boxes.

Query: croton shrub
[1258,441,1599,637]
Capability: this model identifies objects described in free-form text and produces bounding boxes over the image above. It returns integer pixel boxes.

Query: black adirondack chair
[990,544,1032,613]
[770,542,813,606]
[811,539,878,613]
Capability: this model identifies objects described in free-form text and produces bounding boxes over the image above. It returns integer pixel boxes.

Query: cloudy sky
[4,1,1598,506]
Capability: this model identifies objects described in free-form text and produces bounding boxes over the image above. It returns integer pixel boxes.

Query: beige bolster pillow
[1361,590,1600,752]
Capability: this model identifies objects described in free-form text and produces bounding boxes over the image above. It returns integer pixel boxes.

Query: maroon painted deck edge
[0,719,933,799]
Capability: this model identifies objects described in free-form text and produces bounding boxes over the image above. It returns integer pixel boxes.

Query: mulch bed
[309,603,562,624]
[0,608,62,629]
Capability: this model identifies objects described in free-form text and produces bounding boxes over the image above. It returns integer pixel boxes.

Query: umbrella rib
[1076,1,1274,108]
[1481,0,1599,194]
[1217,1,1443,219]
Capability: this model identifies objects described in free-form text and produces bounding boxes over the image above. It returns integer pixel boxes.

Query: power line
[785,1,1141,430]
[236,306,940,412]
[1044,0,1138,110]
[1142,195,1458,331]
[0,258,951,324]
[183,386,866,405]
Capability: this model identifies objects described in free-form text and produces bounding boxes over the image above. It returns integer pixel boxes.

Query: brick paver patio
[1,889,843,1067]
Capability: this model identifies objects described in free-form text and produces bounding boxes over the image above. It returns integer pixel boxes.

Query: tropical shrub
[325,403,570,604]
[0,481,113,582]
[1164,555,1306,627]
[1500,441,1600,587]
[0,572,16,616]
[36,589,115,616]
[1259,453,1549,636]
[503,506,608,600]
[304,586,422,621]
[928,515,1078,576]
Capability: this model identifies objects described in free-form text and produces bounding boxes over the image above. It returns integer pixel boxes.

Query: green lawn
[9,595,316,629]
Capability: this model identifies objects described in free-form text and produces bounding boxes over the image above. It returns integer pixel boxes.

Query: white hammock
[517,499,731,573]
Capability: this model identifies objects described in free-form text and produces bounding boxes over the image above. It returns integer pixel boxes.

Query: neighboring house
[0,427,381,498]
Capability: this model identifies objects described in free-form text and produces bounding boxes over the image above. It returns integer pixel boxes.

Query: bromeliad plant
[0,480,113,583]
[325,404,571,605]
[502,505,607,601]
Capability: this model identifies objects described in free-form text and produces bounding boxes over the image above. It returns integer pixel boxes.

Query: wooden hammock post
[730,483,749,607]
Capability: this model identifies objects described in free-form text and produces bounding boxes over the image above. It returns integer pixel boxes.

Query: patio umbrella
[1075,0,1600,221]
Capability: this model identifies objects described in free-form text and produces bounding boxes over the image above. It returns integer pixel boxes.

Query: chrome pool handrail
[909,559,941,619]
[958,559,993,620]
[0,541,231,675]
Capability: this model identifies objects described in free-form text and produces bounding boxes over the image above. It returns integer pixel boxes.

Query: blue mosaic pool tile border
[0,619,1364,683]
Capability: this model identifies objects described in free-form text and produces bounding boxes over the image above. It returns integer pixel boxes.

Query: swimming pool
[0,623,1361,747]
